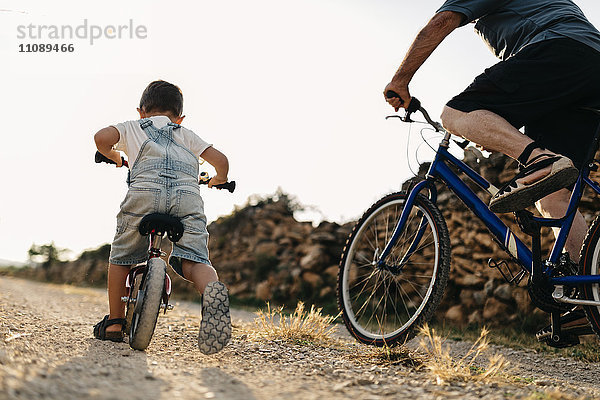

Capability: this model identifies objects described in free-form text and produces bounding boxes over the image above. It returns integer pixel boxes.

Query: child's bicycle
[95,151,235,350]
[337,95,600,348]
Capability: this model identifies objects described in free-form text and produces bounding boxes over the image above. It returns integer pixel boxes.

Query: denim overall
[109,118,211,276]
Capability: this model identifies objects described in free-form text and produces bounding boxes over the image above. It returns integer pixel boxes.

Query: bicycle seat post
[149,231,164,258]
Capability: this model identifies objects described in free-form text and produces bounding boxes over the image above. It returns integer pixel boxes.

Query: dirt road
[0,276,599,400]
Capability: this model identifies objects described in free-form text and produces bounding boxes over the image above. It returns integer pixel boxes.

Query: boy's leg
[106,263,130,333]
[181,260,231,354]
[181,260,218,294]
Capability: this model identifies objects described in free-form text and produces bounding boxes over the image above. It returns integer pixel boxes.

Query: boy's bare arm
[94,126,124,167]
[200,147,229,187]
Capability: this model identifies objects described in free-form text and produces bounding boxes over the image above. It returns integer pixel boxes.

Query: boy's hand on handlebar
[114,155,125,168]
[199,172,236,193]
[207,175,228,188]
[384,82,412,112]
[95,150,128,168]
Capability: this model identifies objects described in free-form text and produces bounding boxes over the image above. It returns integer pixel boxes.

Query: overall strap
[138,118,175,141]
[138,118,158,141]
[139,119,153,129]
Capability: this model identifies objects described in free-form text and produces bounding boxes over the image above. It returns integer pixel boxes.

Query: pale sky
[1,0,599,263]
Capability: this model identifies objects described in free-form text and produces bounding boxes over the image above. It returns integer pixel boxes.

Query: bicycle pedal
[160,304,174,311]
[543,334,580,349]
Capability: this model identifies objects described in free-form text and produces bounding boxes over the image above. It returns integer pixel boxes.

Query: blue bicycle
[337,97,600,348]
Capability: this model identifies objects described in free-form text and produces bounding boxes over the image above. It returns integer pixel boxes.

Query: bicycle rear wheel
[580,216,600,340]
[129,258,166,350]
[337,191,451,346]
[124,269,143,335]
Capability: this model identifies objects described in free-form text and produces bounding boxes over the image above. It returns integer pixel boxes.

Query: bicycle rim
[339,192,449,345]
[129,258,166,350]
[582,217,600,337]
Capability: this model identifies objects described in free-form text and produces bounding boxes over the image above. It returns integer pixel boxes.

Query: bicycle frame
[125,230,172,306]
[378,125,600,287]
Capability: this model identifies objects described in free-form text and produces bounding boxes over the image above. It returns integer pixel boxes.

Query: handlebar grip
[95,151,116,164]
[199,173,236,193]
[385,91,421,114]
[94,151,129,168]
[214,181,236,193]
[385,90,401,101]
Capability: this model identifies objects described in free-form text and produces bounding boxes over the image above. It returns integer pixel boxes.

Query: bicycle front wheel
[129,258,166,350]
[338,191,450,346]
[580,216,600,340]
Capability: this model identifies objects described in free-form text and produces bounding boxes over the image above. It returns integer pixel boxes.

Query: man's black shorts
[447,38,600,168]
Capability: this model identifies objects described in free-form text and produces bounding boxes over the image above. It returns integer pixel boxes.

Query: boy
[93,80,231,355]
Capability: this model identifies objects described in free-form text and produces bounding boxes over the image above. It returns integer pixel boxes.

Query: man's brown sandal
[93,315,126,342]
[489,142,579,213]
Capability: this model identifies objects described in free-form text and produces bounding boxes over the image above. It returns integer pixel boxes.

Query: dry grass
[418,323,509,385]
[352,343,422,368]
[524,390,580,400]
[251,302,339,343]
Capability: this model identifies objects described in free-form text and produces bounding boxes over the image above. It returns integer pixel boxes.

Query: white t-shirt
[112,116,212,166]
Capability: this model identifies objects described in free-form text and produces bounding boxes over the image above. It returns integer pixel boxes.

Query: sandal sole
[198,281,231,355]
[103,333,125,342]
[489,165,578,213]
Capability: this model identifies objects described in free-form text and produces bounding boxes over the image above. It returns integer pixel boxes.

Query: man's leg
[441,106,587,260]
[441,107,553,179]
[536,189,587,263]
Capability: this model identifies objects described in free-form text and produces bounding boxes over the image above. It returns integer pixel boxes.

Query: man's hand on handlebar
[384,82,412,112]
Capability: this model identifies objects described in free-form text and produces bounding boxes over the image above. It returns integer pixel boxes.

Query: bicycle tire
[579,215,600,340]
[129,258,166,350]
[124,271,143,335]
[337,191,451,346]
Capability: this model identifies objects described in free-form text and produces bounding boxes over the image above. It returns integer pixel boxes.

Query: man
[384,0,600,346]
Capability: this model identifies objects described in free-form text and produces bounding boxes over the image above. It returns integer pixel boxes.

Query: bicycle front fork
[377,180,436,271]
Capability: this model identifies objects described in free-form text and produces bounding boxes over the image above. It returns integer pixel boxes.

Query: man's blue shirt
[438,0,600,59]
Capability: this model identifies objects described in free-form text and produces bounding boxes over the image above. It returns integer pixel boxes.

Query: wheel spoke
[339,194,449,346]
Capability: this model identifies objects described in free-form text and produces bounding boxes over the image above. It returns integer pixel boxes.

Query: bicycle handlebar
[95,150,129,168]
[385,95,470,149]
[199,172,236,193]
[94,151,236,193]
[385,91,421,115]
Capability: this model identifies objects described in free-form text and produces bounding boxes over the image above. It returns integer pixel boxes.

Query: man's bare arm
[384,11,464,109]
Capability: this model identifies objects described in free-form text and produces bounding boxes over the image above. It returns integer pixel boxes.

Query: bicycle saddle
[138,213,184,243]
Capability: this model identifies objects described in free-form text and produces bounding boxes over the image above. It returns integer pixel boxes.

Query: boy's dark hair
[139,80,183,117]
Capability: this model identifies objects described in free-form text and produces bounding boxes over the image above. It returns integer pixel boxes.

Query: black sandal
[489,143,579,213]
[93,315,126,342]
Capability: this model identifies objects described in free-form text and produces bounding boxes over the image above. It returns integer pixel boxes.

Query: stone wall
[11,149,599,327]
